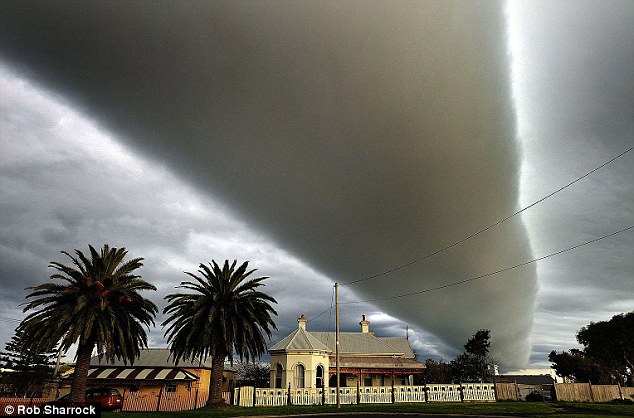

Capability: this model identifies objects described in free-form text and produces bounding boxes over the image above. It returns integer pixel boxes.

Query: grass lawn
[103,401,634,417]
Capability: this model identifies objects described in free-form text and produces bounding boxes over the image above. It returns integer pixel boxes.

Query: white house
[269,315,425,389]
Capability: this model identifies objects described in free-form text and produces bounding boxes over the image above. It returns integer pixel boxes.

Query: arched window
[275,364,283,388]
[294,364,305,388]
[316,365,324,388]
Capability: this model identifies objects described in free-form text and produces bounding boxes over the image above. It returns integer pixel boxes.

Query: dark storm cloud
[0,68,343,355]
[0,1,535,367]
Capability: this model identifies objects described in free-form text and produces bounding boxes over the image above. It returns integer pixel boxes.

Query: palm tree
[163,260,277,405]
[17,245,157,402]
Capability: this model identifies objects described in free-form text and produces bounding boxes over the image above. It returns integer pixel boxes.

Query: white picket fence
[234,383,496,406]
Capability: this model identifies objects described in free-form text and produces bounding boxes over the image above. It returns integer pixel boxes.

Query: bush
[525,391,544,402]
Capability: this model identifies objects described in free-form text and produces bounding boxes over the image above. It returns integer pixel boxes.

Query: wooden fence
[235,383,497,407]
[122,389,199,412]
[495,382,519,400]
[554,383,633,403]
[0,392,231,414]
[121,389,231,411]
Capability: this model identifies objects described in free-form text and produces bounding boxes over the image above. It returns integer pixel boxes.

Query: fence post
[194,388,198,409]
[423,381,428,403]
[322,387,326,405]
[252,386,256,407]
[156,386,164,412]
[356,381,360,404]
[459,382,464,402]
[287,383,292,405]
[515,380,520,401]
[391,379,395,403]
[618,382,624,400]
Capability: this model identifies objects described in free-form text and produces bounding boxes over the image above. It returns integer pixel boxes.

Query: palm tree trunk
[69,341,93,402]
[207,354,226,405]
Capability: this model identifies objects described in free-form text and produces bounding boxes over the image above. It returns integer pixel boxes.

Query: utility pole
[335,282,340,409]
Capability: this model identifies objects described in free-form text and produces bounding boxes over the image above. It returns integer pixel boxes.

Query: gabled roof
[269,328,332,352]
[309,332,404,356]
[269,331,419,358]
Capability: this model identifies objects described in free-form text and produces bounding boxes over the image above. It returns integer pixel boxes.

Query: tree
[17,245,157,402]
[235,361,271,387]
[423,358,452,384]
[451,329,494,382]
[162,260,277,405]
[0,330,56,397]
[464,329,491,358]
[548,349,610,384]
[578,312,634,386]
[550,311,634,386]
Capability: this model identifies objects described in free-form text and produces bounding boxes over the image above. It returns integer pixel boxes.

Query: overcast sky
[0,0,632,372]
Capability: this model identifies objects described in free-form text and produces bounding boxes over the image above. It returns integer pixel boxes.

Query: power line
[327,286,335,331]
[341,224,634,305]
[307,292,334,324]
[343,146,633,286]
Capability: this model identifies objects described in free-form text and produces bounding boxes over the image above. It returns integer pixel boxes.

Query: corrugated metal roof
[268,323,420,360]
[269,328,331,352]
[378,338,416,358]
[304,332,404,355]
[90,348,212,368]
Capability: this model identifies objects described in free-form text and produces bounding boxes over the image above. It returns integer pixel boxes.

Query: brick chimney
[298,314,307,330]
[359,314,370,333]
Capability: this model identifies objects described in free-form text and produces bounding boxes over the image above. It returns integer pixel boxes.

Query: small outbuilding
[59,348,235,409]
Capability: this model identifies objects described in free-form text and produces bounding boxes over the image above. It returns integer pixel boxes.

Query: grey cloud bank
[0,1,534,367]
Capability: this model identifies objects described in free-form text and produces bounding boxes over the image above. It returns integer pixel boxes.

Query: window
[165,384,177,393]
[316,365,324,388]
[275,364,283,388]
[294,364,305,388]
[364,375,373,387]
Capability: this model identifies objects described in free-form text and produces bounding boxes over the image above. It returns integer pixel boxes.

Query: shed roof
[498,374,555,385]
[89,348,213,369]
